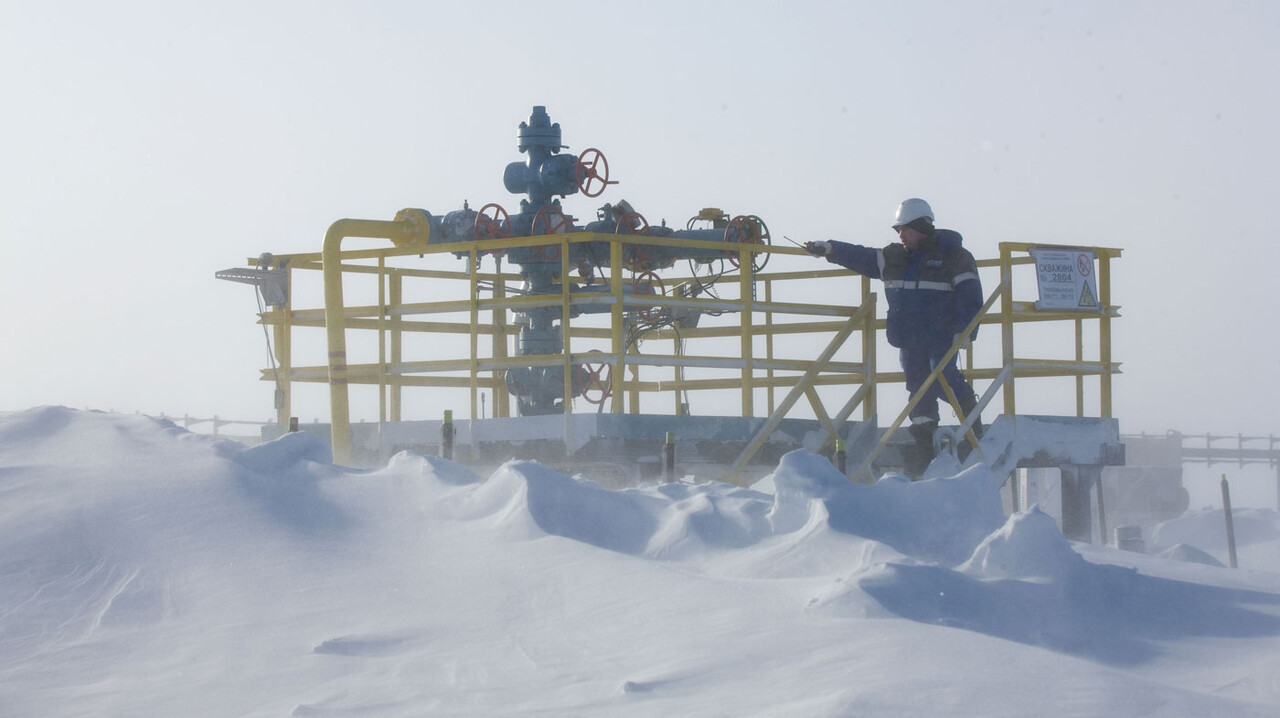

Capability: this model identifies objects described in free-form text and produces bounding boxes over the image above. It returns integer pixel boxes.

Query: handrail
[726,299,875,482]
[850,276,1007,482]
[1125,431,1280,468]
[233,225,1121,471]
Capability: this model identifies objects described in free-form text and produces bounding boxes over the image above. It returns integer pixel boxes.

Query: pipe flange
[392,207,432,247]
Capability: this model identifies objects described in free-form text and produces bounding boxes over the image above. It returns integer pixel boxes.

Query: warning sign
[1030,248,1101,311]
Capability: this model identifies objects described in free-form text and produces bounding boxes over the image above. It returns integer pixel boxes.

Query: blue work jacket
[825,230,982,349]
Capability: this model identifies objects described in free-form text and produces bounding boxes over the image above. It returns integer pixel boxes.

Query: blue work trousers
[900,342,976,424]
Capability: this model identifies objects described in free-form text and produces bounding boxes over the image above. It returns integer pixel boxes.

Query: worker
[805,198,983,478]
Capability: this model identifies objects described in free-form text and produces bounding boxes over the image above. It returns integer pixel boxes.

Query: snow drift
[3,407,1280,717]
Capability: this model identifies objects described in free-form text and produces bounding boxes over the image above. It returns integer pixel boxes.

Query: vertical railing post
[273,263,293,429]
[1075,317,1085,417]
[609,237,625,413]
[560,235,573,417]
[673,237,684,416]
[1000,243,1016,415]
[489,255,510,418]
[861,279,877,421]
[739,248,754,417]
[377,257,387,426]
[1099,251,1114,417]
[765,278,776,414]
[390,272,403,422]
[673,331,683,415]
[473,246,483,421]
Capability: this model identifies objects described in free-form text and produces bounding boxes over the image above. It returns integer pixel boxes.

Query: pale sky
[3,1,1279,449]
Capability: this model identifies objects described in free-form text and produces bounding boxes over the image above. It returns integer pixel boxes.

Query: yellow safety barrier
[238,224,1120,470]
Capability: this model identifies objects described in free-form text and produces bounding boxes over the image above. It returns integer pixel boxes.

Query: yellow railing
[243,225,1120,468]
[254,228,879,463]
[844,241,1122,481]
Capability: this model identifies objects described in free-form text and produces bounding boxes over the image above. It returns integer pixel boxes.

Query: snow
[3,407,1280,717]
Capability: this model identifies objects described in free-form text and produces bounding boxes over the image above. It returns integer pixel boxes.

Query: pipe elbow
[322,216,426,260]
[323,218,364,264]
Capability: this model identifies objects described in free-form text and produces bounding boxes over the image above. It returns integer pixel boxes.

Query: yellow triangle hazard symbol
[1079,282,1098,308]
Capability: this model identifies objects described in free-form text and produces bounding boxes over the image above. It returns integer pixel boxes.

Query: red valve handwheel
[532,205,569,236]
[580,356,613,405]
[531,205,569,261]
[632,270,666,322]
[617,211,654,270]
[575,147,616,198]
[616,211,650,236]
[475,203,512,240]
[725,214,770,270]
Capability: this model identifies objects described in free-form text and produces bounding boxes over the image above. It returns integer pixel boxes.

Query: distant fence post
[663,431,676,483]
[442,410,454,461]
[1221,474,1239,569]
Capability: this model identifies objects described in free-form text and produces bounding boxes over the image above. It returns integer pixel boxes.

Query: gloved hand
[804,240,831,257]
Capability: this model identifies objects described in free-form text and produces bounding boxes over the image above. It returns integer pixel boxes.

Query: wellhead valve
[503,106,580,210]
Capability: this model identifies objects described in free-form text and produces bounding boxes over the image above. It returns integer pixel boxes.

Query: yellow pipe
[322,211,429,464]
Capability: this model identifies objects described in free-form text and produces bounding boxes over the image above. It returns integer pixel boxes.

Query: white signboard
[1030,248,1100,311]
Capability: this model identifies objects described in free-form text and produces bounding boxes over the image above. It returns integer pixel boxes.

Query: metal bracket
[216,265,288,306]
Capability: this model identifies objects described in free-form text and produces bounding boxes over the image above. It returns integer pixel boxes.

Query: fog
[3,2,1277,499]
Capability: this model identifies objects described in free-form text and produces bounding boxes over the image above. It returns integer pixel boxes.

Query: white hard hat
[893,198,934,229]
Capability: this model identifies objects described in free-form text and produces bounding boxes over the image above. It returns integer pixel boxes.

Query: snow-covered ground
[3,407,1279,717]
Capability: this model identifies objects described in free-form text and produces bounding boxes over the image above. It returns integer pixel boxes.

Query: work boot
[904,421,937,480]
